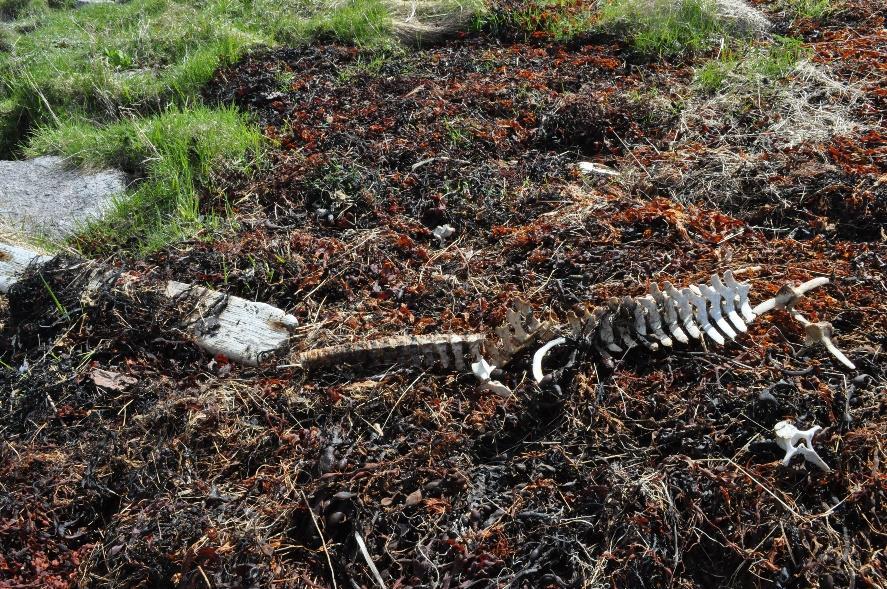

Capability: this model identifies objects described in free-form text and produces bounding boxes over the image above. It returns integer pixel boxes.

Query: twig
[354,531,388,589]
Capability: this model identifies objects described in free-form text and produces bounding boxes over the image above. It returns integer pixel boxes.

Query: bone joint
[773,420,831,472]
[751,275,854,369]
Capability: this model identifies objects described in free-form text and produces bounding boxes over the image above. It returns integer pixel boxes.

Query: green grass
[0,0,394,157]
[0,0,394,253]
[781,0,833,20]
[27,107,262,253]
[598,0,724,56]
[695,36,808,92]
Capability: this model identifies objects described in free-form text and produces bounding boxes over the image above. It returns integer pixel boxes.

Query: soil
[1,2,885,588]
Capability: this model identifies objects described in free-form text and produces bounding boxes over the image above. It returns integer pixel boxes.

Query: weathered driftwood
[165,281,299,366]
[0,242,51,294]
[1,240,299,366]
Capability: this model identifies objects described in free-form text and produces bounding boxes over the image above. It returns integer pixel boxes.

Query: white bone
[506,308,532,342]
[565,310,584,337]
[773,420,830,472]
[532,337,567,383]
[422,345,437,366]
[666,282,701,339]
[614,320,639,350]
[468,339,484,361]
[802,321,856,370]
[638,295,672,347]
[624,296,647,337]
[724,270,755,323]
[599,313,622,353]
[432,224,455,244]
[699,284,738,340]
[711,274,747,333]
[471,357,512,397]
[651,283,688,344]
[752,277,829,315]
[685,286,724,345]
[495,324,516,356]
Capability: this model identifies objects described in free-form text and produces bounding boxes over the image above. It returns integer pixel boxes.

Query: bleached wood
[165,281,298,366]
[0,242,51,293]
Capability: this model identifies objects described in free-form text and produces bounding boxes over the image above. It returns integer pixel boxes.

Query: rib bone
[711,273,747,333]
[651,283,689,344]
[666,281,701,339]
[685,285,725,345]
[698,283,738,340]
[638,295,672,347]
[724,270,755,323]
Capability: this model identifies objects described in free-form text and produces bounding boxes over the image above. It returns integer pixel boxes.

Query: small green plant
[102,47,133,69]
[694,37,808,92]
[38,272,68,317]
[751,36,807,79]
[695,51,739,91]
[302,0,392,47]
[598,0,724,56]
[782,0,832,20]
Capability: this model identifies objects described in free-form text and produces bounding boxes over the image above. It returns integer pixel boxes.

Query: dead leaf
[405,489,423,507]
[90,369,137,391]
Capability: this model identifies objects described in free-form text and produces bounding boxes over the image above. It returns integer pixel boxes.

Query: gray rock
[0,156,127,239]
[75,0,118,7]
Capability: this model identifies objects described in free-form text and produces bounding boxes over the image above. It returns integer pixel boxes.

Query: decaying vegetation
[1,0,885,587]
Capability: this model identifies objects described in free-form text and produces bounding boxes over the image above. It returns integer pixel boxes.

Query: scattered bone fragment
[773,420,831,472]
[577,161,620,177]
[471,357,512,396]
[802,321,855,370]
[433,224,455,245]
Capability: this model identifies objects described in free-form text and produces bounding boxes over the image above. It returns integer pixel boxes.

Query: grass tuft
[26,106,262,253]
[598,0,724,56]
[695,36,808,92]
[781,0,833,20]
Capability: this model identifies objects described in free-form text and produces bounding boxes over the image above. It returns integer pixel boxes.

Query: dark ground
[1,1,885,587]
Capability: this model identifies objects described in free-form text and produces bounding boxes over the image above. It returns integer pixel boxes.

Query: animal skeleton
[294,271,856,387]
[531,271,856,382]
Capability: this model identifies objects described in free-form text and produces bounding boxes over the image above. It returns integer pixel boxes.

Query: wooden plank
[0,242,51,293]
[1,241,299,366]
[165,281,298,366]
